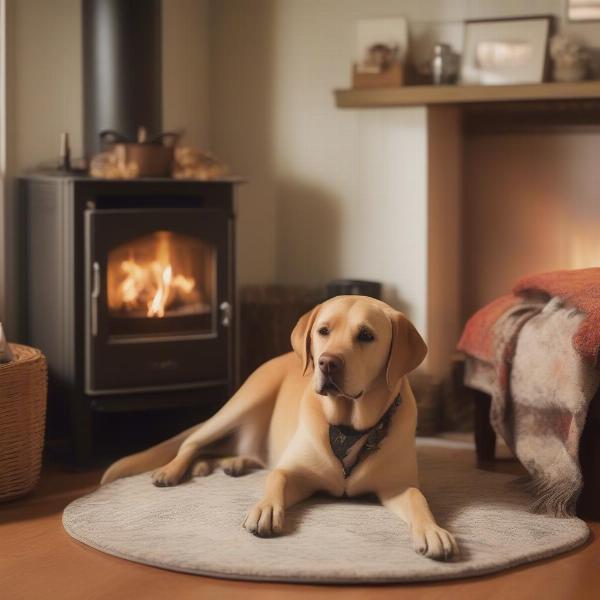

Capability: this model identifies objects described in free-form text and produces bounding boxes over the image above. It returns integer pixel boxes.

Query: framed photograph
[567,0,600,22]
[460,17,552,85]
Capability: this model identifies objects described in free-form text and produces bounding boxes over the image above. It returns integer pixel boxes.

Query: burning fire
[112,231,200,318]
[148,264,173,318]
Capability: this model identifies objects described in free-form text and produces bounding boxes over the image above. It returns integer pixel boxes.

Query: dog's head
[291,295,427,399]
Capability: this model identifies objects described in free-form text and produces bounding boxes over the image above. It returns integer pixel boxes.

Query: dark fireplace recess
[21,176,241,463]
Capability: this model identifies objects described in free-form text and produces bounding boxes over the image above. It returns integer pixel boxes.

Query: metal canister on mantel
[431,43,459,85]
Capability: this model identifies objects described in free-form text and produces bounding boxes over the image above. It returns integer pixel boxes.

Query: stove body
[21,174,239,462]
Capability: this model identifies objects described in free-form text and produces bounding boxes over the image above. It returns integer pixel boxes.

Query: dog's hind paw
[151,467,183,487]
[219,456,263,477]
[190,459,214,478]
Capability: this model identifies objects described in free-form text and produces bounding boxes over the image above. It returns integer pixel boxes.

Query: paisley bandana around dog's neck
[328,395,402,479]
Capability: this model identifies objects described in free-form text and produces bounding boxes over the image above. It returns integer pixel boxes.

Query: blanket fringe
[515,475,581,518]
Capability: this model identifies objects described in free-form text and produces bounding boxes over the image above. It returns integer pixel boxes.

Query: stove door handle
[219,301,232,328]
[91,261,101,337]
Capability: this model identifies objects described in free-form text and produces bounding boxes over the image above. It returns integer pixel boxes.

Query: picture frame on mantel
[567,0,600,22]
[460,16,553,85]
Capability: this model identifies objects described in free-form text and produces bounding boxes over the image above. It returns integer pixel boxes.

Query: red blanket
[459,268,600,366]
[459,267,600,515]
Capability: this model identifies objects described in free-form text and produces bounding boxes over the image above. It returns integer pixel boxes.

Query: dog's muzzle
[316,376,364,400]
[316,353,344,396]
[317,377,338,396]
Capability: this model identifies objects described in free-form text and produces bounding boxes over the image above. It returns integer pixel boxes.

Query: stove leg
[70,396,93,466]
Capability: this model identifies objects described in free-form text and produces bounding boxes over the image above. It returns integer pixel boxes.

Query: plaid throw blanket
[458,268,600,516]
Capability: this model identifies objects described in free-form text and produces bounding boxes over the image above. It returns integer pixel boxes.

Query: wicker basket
[0,344,47,501]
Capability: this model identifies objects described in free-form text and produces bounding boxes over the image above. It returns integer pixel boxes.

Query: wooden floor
[2,448,599,600]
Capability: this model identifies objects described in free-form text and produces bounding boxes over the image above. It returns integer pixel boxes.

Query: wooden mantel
[334,80,600,109]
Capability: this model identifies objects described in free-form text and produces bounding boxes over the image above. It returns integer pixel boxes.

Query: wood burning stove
[20,175,241,463]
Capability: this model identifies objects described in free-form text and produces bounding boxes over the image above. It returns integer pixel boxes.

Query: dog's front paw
[412,525,459,561]
[242,500,284,537]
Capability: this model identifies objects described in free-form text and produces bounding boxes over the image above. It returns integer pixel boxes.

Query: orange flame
[116,233,197,318]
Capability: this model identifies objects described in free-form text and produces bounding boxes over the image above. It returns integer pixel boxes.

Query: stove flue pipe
[82,0,162,158]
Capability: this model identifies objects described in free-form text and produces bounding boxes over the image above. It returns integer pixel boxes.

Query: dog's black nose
[318,353,343,375]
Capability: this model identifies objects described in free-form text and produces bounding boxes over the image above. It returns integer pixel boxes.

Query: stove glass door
[85,207,231,394]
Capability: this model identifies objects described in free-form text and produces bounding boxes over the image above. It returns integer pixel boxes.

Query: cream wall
[209,2,428,305]
[162,0,210,147]
[209,3,279,288]
[8,0,83,174]
[210,0,441,331]
[1,0,83,336]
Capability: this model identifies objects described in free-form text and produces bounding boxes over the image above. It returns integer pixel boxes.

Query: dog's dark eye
[357,328,375,343]
[318,326,330,336]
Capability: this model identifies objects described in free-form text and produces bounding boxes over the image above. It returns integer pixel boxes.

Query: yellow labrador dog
[102,295,458,560]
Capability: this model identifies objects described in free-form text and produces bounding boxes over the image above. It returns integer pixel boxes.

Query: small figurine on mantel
[352,17,408,89]
[353,43,404,88]
[358,43,399,74]
[549,34,589,82]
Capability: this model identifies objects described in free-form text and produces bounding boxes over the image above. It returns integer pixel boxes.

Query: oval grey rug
[63,440,589,584]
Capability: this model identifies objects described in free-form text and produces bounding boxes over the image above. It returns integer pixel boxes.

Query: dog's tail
[100,354,288,485]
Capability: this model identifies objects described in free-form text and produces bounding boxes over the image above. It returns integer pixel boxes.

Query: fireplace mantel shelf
[334,80,600,109]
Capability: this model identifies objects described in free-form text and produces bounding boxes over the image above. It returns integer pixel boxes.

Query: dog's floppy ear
[291,304,321,375]
[385,310,427,390]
